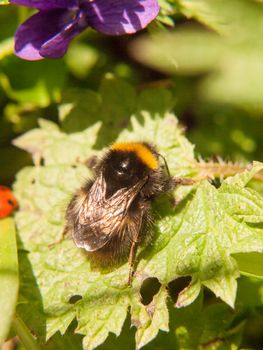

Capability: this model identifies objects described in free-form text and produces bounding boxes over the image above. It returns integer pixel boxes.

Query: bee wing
[72,173,147,252]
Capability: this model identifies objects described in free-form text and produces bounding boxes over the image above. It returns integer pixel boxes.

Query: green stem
[193,161,263,182]
[12,314,40,350]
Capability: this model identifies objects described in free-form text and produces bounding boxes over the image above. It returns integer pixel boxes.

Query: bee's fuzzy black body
[65,142,173,283]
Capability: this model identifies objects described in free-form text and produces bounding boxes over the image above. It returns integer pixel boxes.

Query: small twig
[192,160,263,182]
[172,177,195,186]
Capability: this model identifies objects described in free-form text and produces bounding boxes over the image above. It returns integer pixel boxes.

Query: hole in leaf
[168,276,192,303]
[69,294,82,304]
[140,277,161,305]
[211,178,222,188]
[203,287,222,306]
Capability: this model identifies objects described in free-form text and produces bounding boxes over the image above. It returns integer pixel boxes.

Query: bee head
[96,142,161,197]
[103,150,151,188]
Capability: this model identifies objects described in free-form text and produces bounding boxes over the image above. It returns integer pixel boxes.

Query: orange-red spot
[111,142,158,170]
[0,186,18,218]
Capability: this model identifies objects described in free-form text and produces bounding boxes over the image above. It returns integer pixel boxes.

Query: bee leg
[127,210,145,286]
[164,177,195,192]
[128,240,139,286]
[48,227,68,248]
[172,177,195,186]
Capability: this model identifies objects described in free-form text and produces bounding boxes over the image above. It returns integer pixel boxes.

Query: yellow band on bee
[111,142,158,170]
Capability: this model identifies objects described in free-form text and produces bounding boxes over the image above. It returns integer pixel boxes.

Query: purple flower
[10,0,160,61]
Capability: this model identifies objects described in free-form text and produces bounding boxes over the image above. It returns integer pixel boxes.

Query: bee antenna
[157,153,171,177]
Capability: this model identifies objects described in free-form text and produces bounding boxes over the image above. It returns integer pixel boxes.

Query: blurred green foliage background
[0,0,263,348]
[1,0,263,186]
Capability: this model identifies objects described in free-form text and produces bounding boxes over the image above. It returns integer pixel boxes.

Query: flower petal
[10,0,78,10]
[83,0,160,35]
[40,15,87,58]
[14,9,87,60]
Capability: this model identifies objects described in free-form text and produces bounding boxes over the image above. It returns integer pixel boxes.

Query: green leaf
[140,167,263,308]
[132,28,224,75]
[99,74,137,121]
[168,293,243,349]
[59,89,101,133]
[13,86,263,348]
[0,38,13,59]
[132,0,263,111]
[177,0,262,36]
[65,43,99,79]
[233,252,263,279]
[176,279,201,308]
[60,75,138,148]
[236,276,263,308]
[0,218,19,346]
[12,314,40,350]
[14,110,195,349]
[13,119,101,166]
[1,59,67,107]
[156,0,177,27]
[96,74,137,147]
[133,286,169,349]
[0,0,9,4]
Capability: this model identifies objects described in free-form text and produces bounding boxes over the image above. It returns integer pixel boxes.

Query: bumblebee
[65,142,177,285]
